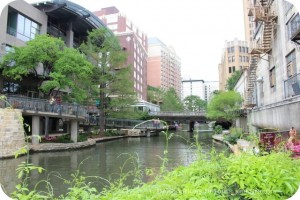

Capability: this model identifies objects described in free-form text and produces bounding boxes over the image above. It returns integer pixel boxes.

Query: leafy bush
[223,127,243,144]
[104,129,119,136]
[213,125,223,134]
[56,134,88,143]
[99,152,300,200]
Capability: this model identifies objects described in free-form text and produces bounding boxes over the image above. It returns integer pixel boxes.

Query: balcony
[284,73,300,98]
[1,95,88,118]
[252,5,277,22]
[290,13,300,45]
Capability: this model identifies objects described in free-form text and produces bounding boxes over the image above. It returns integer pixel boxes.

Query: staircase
[246,56,258,106]
[246,0,277,107]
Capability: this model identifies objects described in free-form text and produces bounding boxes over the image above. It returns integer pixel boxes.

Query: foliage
[225,70,242,91]
[206,91,243,123]
[147,86,163,104]
[79,28,139,130]
[0,34,94,103]
[213,125,223,134]
[54,134,88,143]
[160,88,184,111]
[223,127,243,144]
[104,129,119,136]
[98,152,300,200]
[183,95,207,111]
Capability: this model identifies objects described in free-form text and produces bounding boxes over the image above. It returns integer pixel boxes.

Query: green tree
[206,91,242,125]
[79,28,138,133]
[225,70,242,91]
[183,95,207,111]
[161,88,183,111]
[147,86,163,105]
[0,34,94,103]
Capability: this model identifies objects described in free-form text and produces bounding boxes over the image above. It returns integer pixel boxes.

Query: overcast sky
[25,0,300,82]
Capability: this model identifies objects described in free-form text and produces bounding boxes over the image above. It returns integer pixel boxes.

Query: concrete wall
[0,109,25,158]
[250,96,300,131]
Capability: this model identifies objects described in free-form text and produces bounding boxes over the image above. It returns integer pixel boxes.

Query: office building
[94,7,148,101]
[147,37,182,98]
[218,38,250,91]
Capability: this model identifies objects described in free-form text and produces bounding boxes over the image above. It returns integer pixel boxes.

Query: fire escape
[246,0,277,107]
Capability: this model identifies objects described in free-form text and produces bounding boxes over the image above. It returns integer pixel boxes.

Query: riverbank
[212,133,253,155]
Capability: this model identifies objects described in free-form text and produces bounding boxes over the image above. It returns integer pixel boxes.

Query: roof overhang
[32,0,109,38]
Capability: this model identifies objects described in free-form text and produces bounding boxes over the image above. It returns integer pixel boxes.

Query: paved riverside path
[29,136,127,152]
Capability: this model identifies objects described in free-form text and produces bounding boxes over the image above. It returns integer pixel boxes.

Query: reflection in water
[0,125,228,197]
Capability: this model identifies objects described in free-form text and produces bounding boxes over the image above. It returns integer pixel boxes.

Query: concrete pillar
[70,120,78,143]
[44,116,49,137]
[32,116,40,145]
[66,22,74,48]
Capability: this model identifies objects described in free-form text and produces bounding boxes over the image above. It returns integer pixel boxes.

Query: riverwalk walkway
[29,136,127,153]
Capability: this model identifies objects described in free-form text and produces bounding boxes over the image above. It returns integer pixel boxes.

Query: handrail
[3,95,88,117]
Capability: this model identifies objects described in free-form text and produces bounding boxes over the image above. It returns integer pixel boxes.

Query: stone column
[44,116,49,137]
[32,116,40,145]
[0,109,25,158]
[65,22,74,48]
[70,120,78,143]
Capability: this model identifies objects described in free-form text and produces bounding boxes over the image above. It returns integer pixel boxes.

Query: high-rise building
[181,80,205,100]
[218,38,250,90]
[204,81,219,101]
[94,7,148,101]
[147,37,181,98]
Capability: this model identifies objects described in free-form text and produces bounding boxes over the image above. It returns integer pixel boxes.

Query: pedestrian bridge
[149,111,207,123]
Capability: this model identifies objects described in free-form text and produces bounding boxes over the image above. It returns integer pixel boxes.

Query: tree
[160,88,184,111]
[0,34,94,103]
[183,95,207,111]
[79,28,138,134]
[147,86,163,105]
[226,70,242,91]
[206,91,242,125]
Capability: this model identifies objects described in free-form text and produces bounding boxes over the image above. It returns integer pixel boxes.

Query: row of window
[7,9,40,42]
[227,46,249,54]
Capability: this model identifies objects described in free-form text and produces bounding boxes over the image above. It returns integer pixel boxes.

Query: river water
[0,124,229,197]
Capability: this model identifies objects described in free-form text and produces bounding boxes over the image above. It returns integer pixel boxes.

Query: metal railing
[3,95,87,117]
[284,73,300,98]
[150,111,206,117]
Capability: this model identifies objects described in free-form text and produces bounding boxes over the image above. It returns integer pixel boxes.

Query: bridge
[149,111,207,123]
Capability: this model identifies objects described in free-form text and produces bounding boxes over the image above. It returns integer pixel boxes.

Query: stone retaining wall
[0,109,26,158]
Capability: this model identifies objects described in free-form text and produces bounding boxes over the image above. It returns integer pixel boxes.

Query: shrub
[223,127,243,144]
[104,129,119,136]
[213,125,223,134]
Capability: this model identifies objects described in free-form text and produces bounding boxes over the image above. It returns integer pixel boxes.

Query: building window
[286,50,296,77]
[287,13,300,40]
[269,67,276,87]
[233,66,235,72]
[7,9,40,42]
[229,67,232,73]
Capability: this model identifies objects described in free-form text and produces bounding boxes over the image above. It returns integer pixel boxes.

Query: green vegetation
[226,70,242,91]
[213,125,223,135]
[11,149,300,199]
[223,127,244,144]
[160,88,184,111]
[206,91,243,125]
[183,95,207,111]
[0,35,94,103]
